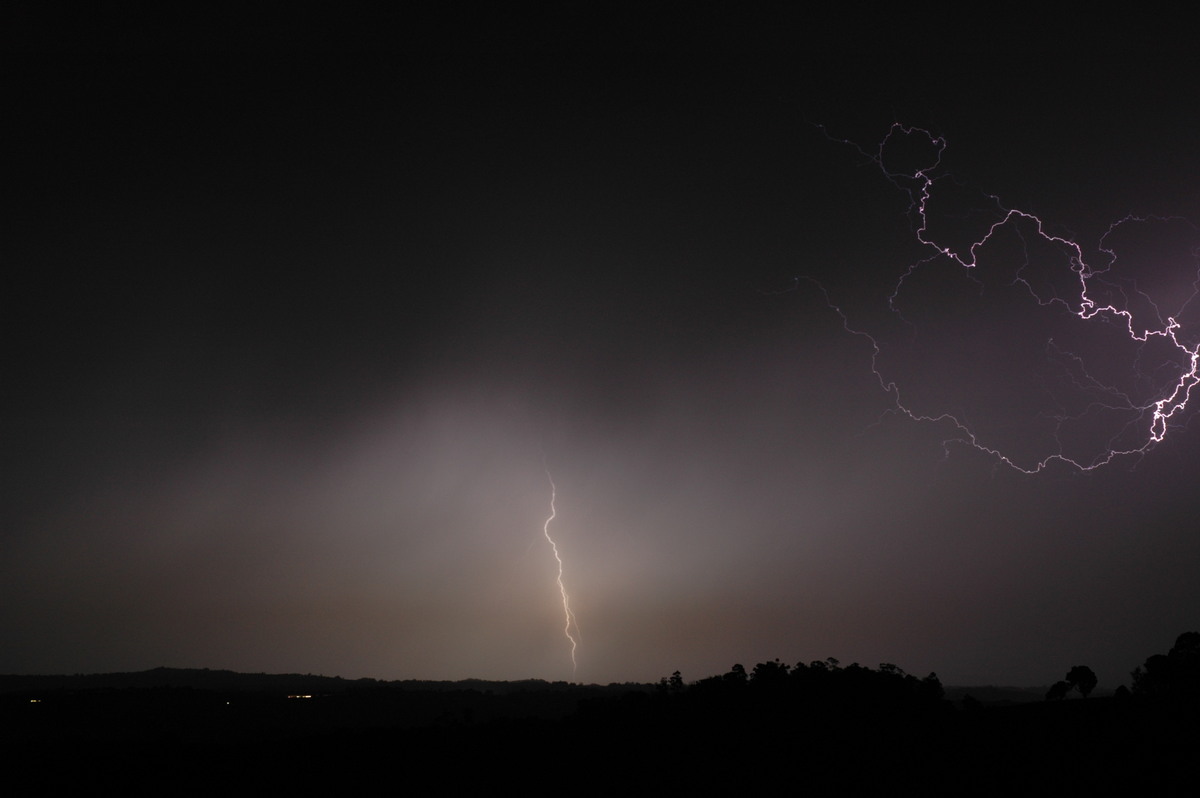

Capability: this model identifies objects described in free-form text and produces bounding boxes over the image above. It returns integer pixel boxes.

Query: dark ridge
[5,650,1200,793]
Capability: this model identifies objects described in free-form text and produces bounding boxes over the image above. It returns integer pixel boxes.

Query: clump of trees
[1045,665,1098,700]
[1040,632,1200,701]
[651,633,1200,714]
[1131,631,1200,697]
[657,657,945,713]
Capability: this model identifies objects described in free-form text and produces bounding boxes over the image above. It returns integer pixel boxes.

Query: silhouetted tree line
[655,657,945,712]
[6,638,1200,793]
[1131,631,1200,697]
[1037,632,1200,702]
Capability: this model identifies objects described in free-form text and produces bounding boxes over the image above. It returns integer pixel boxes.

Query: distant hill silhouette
[0,666,632,697]
[0,666,363,695]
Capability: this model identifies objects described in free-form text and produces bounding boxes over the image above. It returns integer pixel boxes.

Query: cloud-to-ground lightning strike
[811,123,1200,473]
[542,471,580,674]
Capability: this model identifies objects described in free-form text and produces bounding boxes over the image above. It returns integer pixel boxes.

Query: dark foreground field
[4,667,1197,795]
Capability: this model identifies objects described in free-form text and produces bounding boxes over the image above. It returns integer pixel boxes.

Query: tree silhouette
[750,659,789,686]
[1045,680,1071,701]
[1065,665,1097,698]
[920,672,944,701]
[1132,631,1200,696]
[724,663,747,686]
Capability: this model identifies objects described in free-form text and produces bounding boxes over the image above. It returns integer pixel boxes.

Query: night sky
[5,15,1199,687]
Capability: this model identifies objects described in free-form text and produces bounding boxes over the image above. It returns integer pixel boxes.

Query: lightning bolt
[542,470,580,674]
[809,123,1200,473]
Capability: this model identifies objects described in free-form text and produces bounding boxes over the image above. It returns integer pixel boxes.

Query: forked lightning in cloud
[810,123,1200,473]
[542,470,580,673]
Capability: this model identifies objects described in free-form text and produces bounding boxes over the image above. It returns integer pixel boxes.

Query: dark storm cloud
[3,40,1199,687]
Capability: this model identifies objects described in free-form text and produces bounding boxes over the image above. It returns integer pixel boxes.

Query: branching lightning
[542,470,580,673]
[811,123,1200,473]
